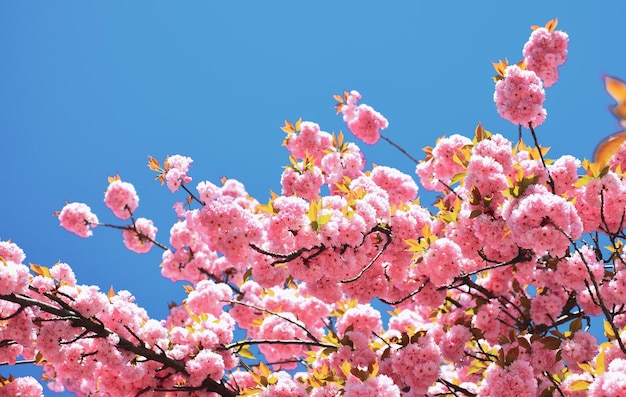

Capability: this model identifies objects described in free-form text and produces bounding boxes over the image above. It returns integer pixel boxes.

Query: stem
[222,339,335,351]
[181,182,206,206]
[380,133,420,165]
[341,225,391,283]
[378,278,430,305]
[549,220,626,355]
[380,133,461,198]
[528,123,555,194]
[227,300,319,343]
[438,378,477,397]
[93,222,169,251]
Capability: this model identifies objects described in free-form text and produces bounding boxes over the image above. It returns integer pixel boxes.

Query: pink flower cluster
[523,27,569,88]
[421,238,462,287]
[284,121,333,164]
[122,217,157,253]
[18,20,626,396]
[230,281,331,369]
[370,166,418,206]
[416,134,472,191]
[494,65,547,128]
[165,154,193,192]
[344,375,400,397]
[104,179,139,219]
[588,358,626,396]
[480,360,537,396]
[341,90,388,145]
[58,202,98,237]
[502,184,582,255]
[281,162,325,201]
[575,171,626,233]
[0,257,29,295]
[0,376,43,396]
[30,269,236,394]
[386,334,441,393]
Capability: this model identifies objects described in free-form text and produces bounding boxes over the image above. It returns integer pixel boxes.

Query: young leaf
[238,346,256,360]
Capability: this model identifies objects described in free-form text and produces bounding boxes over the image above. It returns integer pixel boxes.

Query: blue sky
[2,2,626,395]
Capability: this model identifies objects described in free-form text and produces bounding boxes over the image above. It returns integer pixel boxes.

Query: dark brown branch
[379,278,430,305]
[92,222,168,251]
[341,225,392,283]
[227,300,319,343]
[548,220,626,355]
[222,338,335,351]
[181,182,206,206]
[438,377,477,397]
[528,123,555,194]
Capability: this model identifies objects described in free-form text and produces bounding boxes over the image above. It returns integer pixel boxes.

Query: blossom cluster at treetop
[3,18,626,397]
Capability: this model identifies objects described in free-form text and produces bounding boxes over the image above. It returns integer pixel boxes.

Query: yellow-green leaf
[604,320,616,339]
[30,263,51,278]
[238,346,256,360]
[568,379,591,391]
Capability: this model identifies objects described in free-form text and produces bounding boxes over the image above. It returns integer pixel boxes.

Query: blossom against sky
[2,2,626,394]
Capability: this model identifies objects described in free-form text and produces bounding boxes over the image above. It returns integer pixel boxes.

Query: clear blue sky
[2,2,626,395]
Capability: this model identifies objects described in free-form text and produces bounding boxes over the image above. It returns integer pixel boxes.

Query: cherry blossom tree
[3,19,626,396]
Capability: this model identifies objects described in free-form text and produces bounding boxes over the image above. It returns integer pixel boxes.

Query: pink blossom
[186,279,232,317]
[472,134,514,175]
[439,324,471,363]
[49,262,77,286]
[165,154,193,193]
[122,217,157,253]
[529,340,561,375]
[257,313,308,368]
[502,185,582,255]
[0,376,43,396]
[284,121,333,164]
[471,215,518,263]
[575,171,626,233]
[494,64,546,127]
[320,142,366,190]
[0,240,25,263]
[280,163,325,201]
[472,301,503,345]
[185,349,225,386]
[548,155,580,196]
[416,134,472,191]
[561,331,598,369]
[481,360,537,397]
[370,166,418,206]
[389,335,441,393]
[421,238,462,287]
[530,288,568,326]
[104,179,139,219]
[344,374,400,397]
[523,27,568,88]
[335,303,382,337]
[555,245,603,292]
[464,154,508,202]
[589,358,626,396]
[58,202,98,237]
[341,90,388,145]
